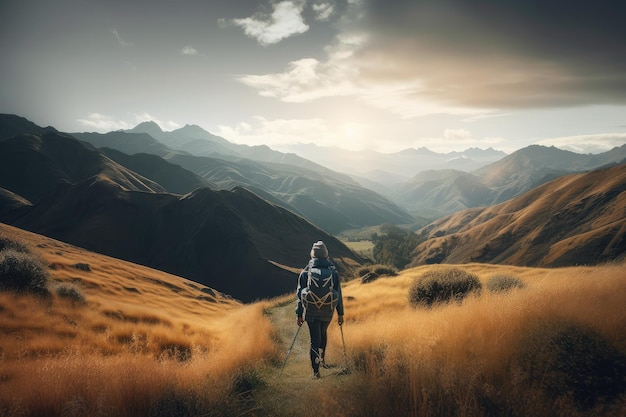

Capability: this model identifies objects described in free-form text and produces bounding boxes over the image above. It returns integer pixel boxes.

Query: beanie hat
[310,241,329,259]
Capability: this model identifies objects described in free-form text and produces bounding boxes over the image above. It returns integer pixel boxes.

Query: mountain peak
[129,121,163,133]
[172,124,230,144]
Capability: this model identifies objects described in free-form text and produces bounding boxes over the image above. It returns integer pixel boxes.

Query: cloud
[77,113,180,132]
[238,0,626,118]
[537,133,626,154]
[356,0,626,109]
[239,56,359,102]
[312,2,334,21]
[217,116,372,150]
[238,32,364,102]
[181,46,200,56]
[218,116,330,146]
[444,128,472,141]
[227,1,309,45]
[110,29,132,48]
[238,31,489,118]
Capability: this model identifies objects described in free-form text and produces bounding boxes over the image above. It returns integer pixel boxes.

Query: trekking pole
[339,324,351,374]
[280,325,302,376]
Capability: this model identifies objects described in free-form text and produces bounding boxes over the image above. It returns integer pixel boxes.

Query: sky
[1,0,626,154]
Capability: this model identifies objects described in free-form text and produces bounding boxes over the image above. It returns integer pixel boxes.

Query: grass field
[1,223,625,416]
[340,239,374,259]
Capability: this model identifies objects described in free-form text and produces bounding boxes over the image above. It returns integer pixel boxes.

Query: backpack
[301,263,339,313]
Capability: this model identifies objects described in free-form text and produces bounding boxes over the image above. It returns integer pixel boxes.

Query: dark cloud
[356,0,626,108]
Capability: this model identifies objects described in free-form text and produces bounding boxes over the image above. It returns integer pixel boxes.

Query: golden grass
[0,224,279,416]
[318,262,626,416]
[2,222,625,417]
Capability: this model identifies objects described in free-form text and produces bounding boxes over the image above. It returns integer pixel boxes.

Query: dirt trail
[251,298,355,416]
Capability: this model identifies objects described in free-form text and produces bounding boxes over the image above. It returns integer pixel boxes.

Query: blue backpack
[301,263,339,313]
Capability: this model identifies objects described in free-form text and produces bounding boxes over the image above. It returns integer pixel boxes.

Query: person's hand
[338,315,344,326]
[297,316,304,326]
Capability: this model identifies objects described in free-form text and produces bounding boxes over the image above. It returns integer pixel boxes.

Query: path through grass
[253,297,356,417]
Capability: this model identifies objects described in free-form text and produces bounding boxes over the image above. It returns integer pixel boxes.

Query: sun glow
[342,123,357,139]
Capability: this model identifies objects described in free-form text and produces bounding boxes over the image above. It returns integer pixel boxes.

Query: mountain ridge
[410,163,626,267]
[0,120,366,301]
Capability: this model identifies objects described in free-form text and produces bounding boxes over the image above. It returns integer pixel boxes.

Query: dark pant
[306,318,331,372]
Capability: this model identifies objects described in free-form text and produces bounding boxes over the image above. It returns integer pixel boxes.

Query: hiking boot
[313,371,321,379]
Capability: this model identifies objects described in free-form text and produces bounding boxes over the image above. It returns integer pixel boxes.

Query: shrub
[486,274,525,293]
[361,272,378,284]
[355,264,397,278]
[354,265,373,278]
[355,264,397,283]
[516,319,626,409]
[72,263,91,272]
[0,236,30,254]
[0,250,49,296]
[372,265,397,277]
[55,284,85,304]
[408,267,481,307]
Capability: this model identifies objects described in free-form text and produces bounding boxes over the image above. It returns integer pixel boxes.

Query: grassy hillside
[412,163,626,267]
[0,223,277,416]
[1,224,624,416]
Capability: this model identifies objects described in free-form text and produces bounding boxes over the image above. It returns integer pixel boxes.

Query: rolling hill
[410,163,626,267]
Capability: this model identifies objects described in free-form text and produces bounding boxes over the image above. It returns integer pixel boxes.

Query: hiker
[296,241,344,378]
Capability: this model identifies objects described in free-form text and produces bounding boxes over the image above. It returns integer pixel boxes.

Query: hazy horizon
[2,0,626,154]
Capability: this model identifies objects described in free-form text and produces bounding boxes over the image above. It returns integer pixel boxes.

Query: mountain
[0,123,365,301]
[71,130,179,158]
[0,132,165,204]
[100,148,214,194]
[0,113,57,140]
[74,120,415,233]
[384,144,626,218]
[474,144,626,204]
[391,170,495,217]
[166,153,415,234]
[125,122,321,170]
[410,164,626,267]
[278,143,507,185]
[9,179,362,302]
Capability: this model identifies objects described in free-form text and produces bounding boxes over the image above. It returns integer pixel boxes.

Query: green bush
[0,249,50,296]
[408,267,481,307]
[56,284,85,304]
[486,274,525,293]
[516,319,626,409]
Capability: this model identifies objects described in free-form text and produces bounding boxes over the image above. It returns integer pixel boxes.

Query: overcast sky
[1,0,626,153]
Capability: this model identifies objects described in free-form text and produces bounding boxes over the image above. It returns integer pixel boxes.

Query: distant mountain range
[72,121,415,233]
[278,142,507,183]
[1,113,624,277]
[390,144,626,217]
[75,118,626,220]
[410,163,626,267]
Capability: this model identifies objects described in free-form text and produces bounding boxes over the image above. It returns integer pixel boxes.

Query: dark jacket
[295,258,344,321]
